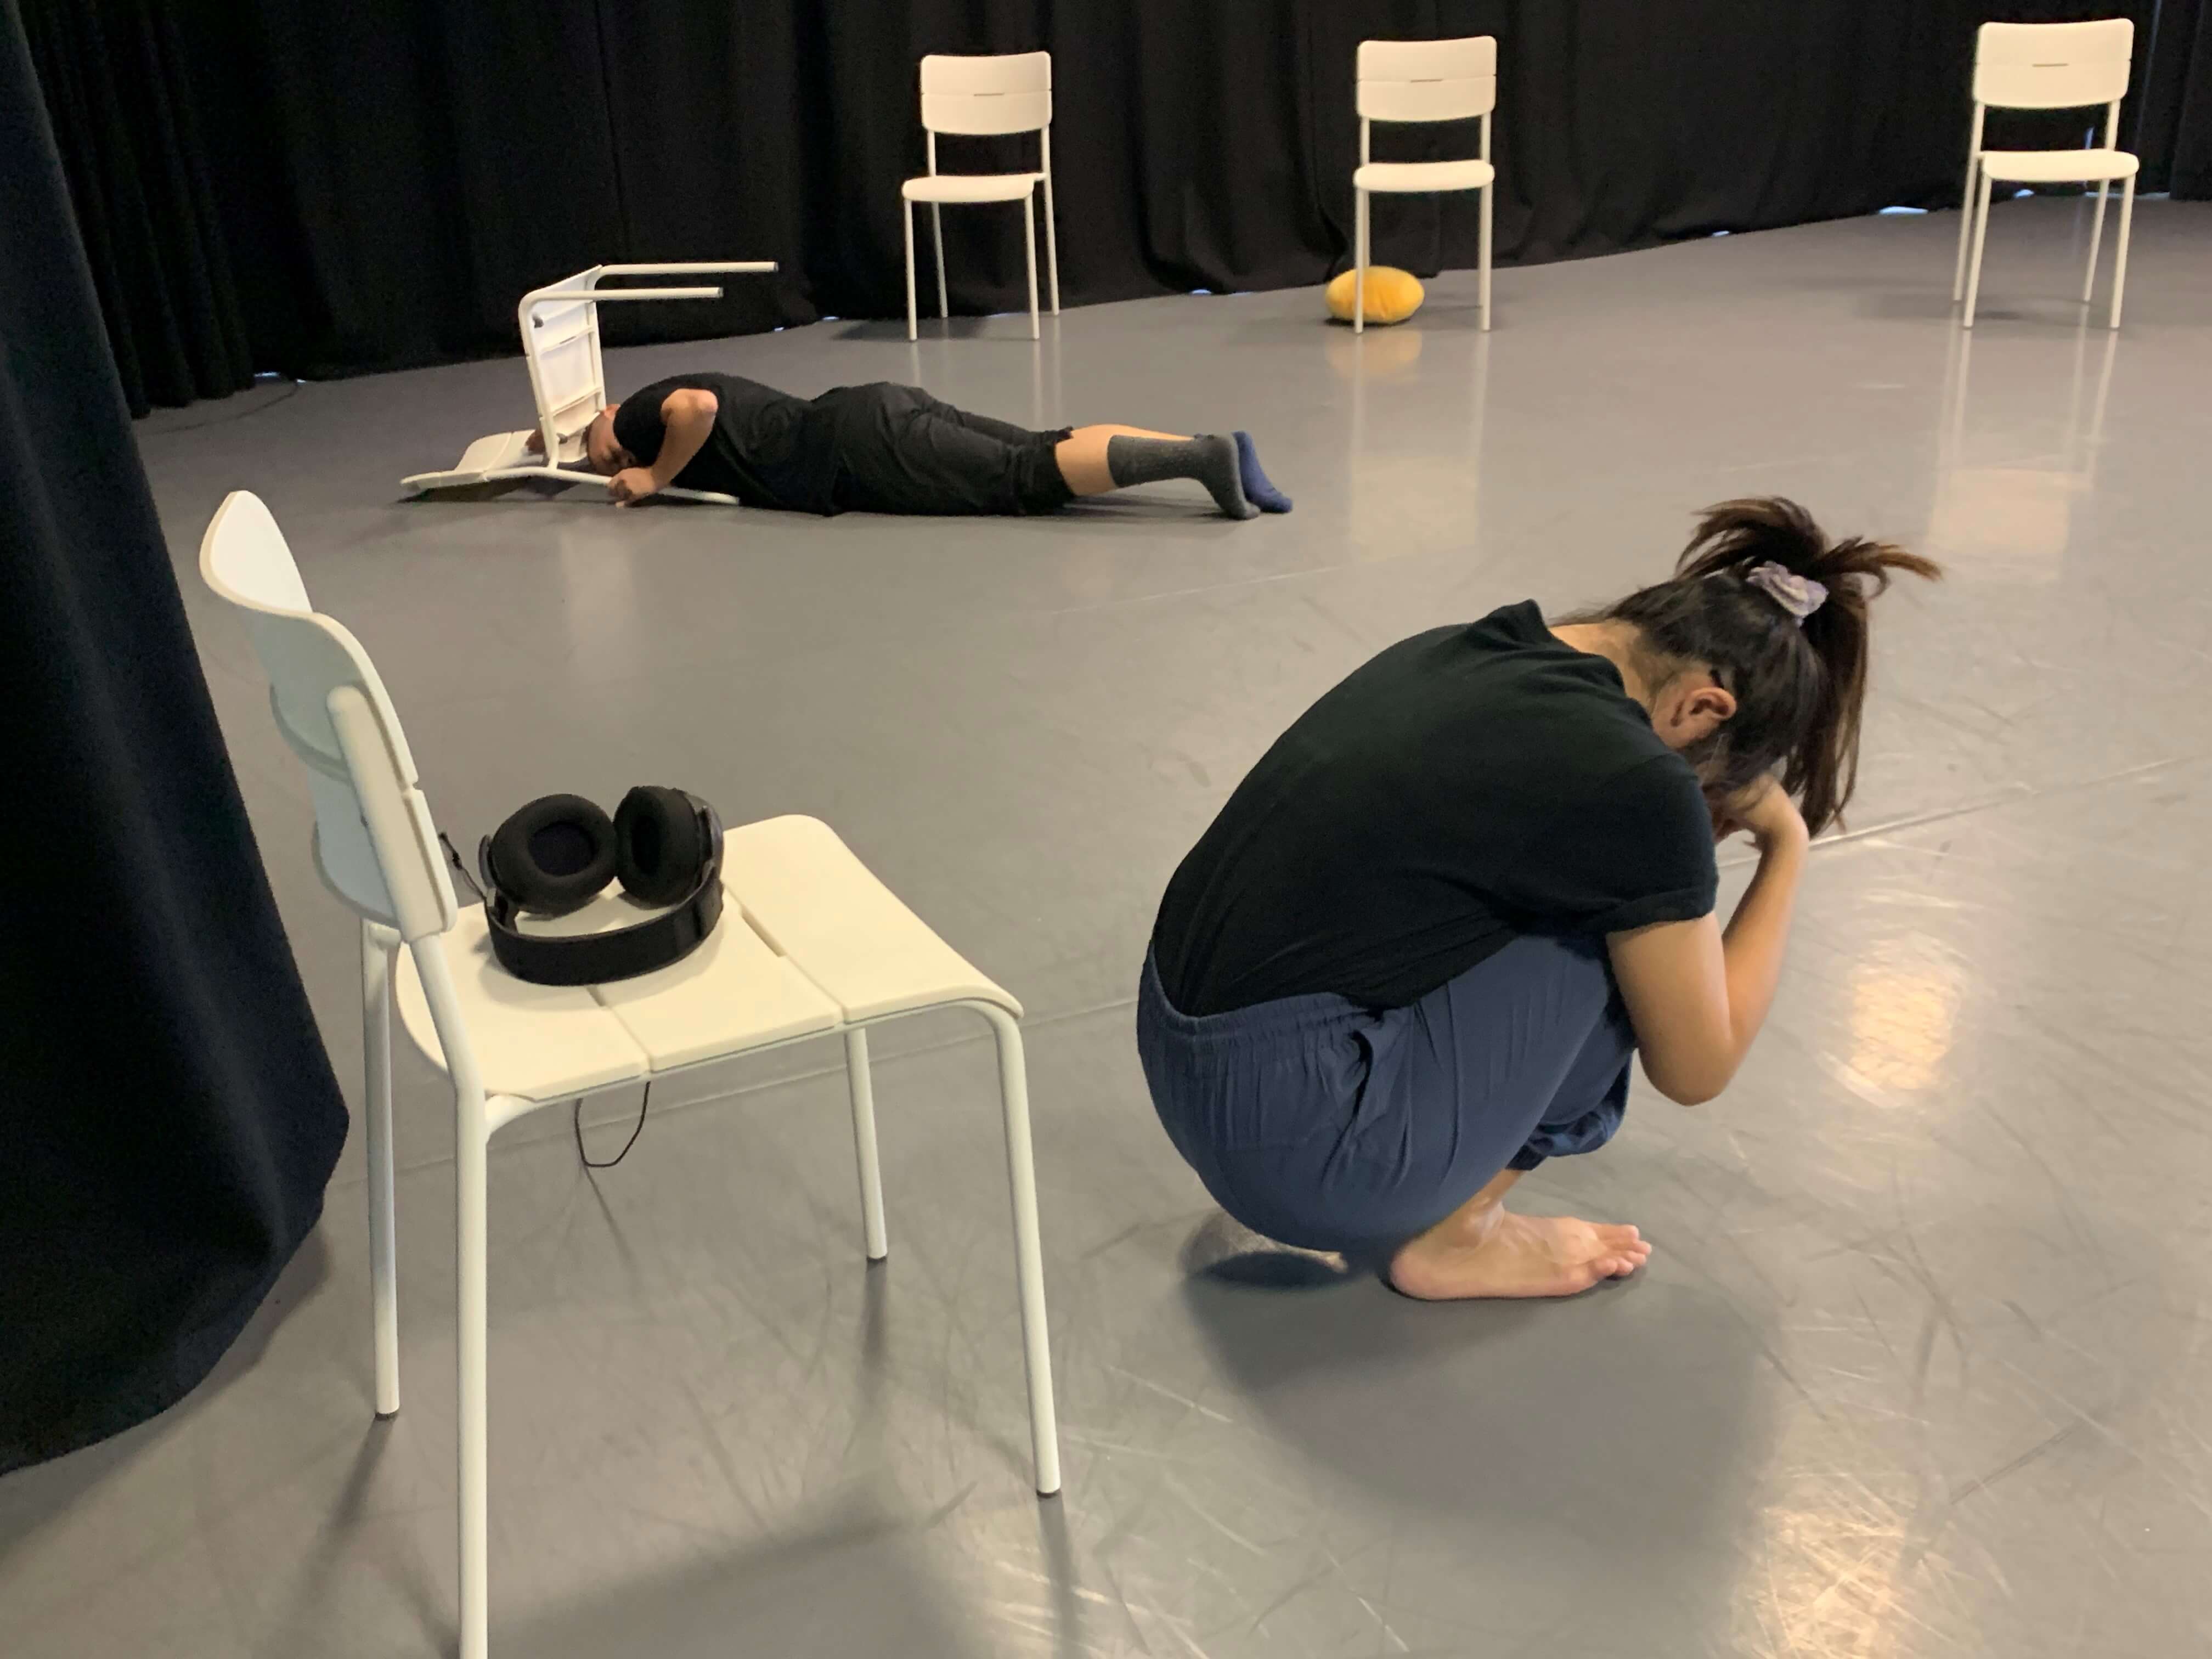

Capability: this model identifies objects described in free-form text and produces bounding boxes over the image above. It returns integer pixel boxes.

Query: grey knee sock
[1105,434,1257,520]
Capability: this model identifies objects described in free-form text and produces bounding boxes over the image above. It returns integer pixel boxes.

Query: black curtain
[18,0,254,416]
[22,0,2212,398]
[2140,0,2212,192]
[0,0,349,1472]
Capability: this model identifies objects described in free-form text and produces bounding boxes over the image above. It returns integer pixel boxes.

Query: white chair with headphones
[200,491,1060,1659]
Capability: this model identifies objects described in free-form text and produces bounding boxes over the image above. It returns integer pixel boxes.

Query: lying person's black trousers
[819,383,1075,516]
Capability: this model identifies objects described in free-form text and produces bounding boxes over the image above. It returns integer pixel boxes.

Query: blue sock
[1233,431,1293,513]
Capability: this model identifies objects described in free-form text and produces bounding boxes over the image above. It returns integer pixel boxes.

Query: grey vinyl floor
[7,196,2212,1658]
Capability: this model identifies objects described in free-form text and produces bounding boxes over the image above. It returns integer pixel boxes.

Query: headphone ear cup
[614,786,707,906]
[486,794,617,914]
[682,789,724,862]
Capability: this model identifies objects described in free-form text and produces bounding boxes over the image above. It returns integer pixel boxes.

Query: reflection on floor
[8,196,2212,1657]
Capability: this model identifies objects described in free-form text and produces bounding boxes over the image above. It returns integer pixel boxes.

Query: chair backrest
[1973,19,2132,110]
[1357,36,1497,123]
[521,274,610,461]
[200,491,458,943]
[920,51,1052,137]
[514,263,769,462]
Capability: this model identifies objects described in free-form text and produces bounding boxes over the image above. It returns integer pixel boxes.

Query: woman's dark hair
[1596,498,1940,835]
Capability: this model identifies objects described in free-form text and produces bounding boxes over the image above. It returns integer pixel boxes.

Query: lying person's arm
[612,388,719,505]
[1606,778,1809,1105]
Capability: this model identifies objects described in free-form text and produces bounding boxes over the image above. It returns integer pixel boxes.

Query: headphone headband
[468,792,724,986]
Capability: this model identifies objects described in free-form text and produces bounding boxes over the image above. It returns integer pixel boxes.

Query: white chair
[1352,36,1497,334]
[1954,19,2138,330]
[401,261,776,501]
[199,491,1060,1659]
[902,51,1059,342]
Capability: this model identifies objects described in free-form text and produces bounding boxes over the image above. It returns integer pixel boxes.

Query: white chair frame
[401,261,776,500]
[1953,19,2139,330]
[902,52,1060,342]
[1353,36,1497,334]
[199,493,1060,1659]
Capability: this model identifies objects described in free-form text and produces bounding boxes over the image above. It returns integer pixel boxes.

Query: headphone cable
[439,831,488,906]
[574,1081,652,1169]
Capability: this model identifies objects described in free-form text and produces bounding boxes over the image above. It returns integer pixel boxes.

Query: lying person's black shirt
[611,373,839,513]
[1152,601,1720,1014]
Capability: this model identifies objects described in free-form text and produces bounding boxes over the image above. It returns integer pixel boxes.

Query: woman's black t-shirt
[1151,601,1719,1015]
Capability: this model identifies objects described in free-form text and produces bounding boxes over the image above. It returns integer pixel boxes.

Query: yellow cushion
[1326,266,1425,325]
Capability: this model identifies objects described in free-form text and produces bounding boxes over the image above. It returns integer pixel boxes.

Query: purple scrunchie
[1744,561,1827,624]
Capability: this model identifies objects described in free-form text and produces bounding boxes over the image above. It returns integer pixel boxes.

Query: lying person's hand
[524,428,545,456]
[608,467,661,507]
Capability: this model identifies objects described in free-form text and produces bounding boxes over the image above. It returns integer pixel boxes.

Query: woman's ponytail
[1673,495,1830,585]
[1600,498,1940,835]
[1787,516,1939,833]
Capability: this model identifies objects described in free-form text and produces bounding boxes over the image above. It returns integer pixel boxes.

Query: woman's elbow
[1642,1058,1730,1107]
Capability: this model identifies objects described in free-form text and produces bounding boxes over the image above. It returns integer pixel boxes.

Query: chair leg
[2108,174,2135,330]
[1022,194,1040,341]
[362,921,402,1418]
[1962,170,1994,329]
[407,937,494,1659]
[932,204,949,321]
[455,1088,491,1659]
[975,1003,1060,1496]
[905,201,918,343]
[1478,183,1494,333]
[1952,153,1979,302]
[2083,179,2111,304]
[1354,188,1369,334]
[1042,173,1061,315]
[844,1028,888,1261]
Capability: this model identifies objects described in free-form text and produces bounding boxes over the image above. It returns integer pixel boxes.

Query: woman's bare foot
[1388,1205,1651,1301]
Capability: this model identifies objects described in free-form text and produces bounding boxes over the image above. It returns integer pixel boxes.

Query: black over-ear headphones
[466,786,724,986]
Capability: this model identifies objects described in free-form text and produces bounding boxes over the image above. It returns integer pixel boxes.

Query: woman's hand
[1712,777,1808,852]
[1737,778,1808,853]
[608,467,661,507]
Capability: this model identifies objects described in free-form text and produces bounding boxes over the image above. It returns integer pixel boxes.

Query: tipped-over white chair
[199,491,1060,1659]
[1955,19,2139,329]
[1352,36,1497,333]
[401,262,776,500]
[902,51,1059,342]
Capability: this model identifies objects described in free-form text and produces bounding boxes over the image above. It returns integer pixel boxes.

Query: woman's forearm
[1720,827,1808,1063]
[1607,785,1812,1106]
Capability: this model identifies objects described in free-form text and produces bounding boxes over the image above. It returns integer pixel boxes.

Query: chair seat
[723,815,1021,1022]
[1355,159,1495,194]
[395,815,1012,1102]
[902,172,1042,204]
[1980,147,2138,184]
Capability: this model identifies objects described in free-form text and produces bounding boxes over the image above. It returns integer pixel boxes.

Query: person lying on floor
[532,371,1293,518]
[1138,498,1939,1301]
